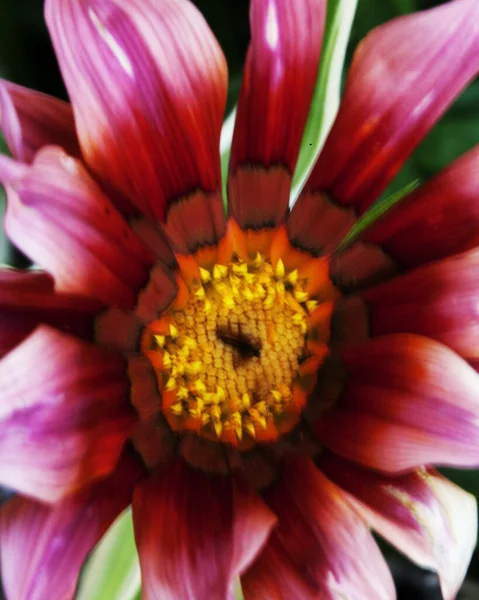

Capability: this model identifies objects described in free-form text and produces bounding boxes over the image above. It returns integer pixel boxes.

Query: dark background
[0,0,479,598]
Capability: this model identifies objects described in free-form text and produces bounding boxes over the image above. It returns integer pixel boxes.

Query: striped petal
[361,144,479,267]
[242,457,394,599]
[0,451,142,600]
[0,269,53,357]
[319,455,477,600]
[339,248,479,362]
[0,79,80,163]
[314,335,479,472]
[228,0,326,229]
[0,326,135,503]
[0,267,104,359]
[3,146,153,309]
[46,0,227,230]
[133,459,275,600]
[306,0,479,214]
[331,144,479,293]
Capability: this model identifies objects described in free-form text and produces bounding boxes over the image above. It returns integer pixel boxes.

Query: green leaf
[234,578,245,600]
[290,0,358,203]
[338,178,420,250]
[220,106,237,209]
[76,509,141,600]
[75,509,247,600]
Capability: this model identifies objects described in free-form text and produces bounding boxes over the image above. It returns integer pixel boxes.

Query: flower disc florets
[142,225,334,449]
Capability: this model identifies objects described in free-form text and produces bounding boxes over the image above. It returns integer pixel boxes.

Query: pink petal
[231,478,277,576]
[133,459,275,600]
[307,0,479,213]
[0,451,143,600]
[0,267,105,359]
[228,0,326,229]
[0,326,135,503]
[319,455,477,600]
[314,334,479,472]
[4,146,153,309]
[0,79,80,163]
[361,144,479,267]
[0,153,29,184]
[242,457,394,599]
[230,0,326,172]
[46,0,227,221]
[359,247,479,362]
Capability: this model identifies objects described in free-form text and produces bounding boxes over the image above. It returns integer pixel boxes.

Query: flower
[1,0,479,597]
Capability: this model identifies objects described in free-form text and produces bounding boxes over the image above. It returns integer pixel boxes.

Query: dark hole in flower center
[216,327,262,359]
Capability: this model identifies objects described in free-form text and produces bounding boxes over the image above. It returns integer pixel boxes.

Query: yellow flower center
[142,223,335,449]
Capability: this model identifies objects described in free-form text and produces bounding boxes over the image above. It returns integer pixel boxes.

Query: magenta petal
[320,455,477,600]
[0,79,81,163]
[228,0,326,228]
[0,451,142,600]
[0,326,135,503]
[242,457,394,599]
[133,460,275,600]
[46,0,227,221]
[0,267,104,359]
[4,146,153,309]
[361,144,479,267]
[360,247,479,363]
[315,334,479,472]
[308,0,479,213]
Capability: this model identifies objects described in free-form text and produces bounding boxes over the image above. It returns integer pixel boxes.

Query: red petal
[242,537,321,599]
[228,166,292,230]
[135,264,177,324]
[46,0,227,221]
[359,248,479,362]
[133,459,275,600]
[4,147,153,309]
[228,0,326,229]
[315,334,479,472]
[0,326,135,502]
[231,477,277,576]
[320,455,477,600]
[0,267,105,359]
[242,457,394,599]
[0,268,53,356]
[286,191,357,256]
[130,217,176,267]
[0,79,80,163]
[163,190,226,254]
[0,450,143,600]
[361,144,479,267]
[329,241,398,293]
[307,0,479,213]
